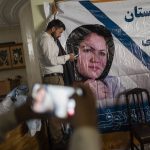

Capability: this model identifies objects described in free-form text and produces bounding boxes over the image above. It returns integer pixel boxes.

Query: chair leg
[45,119,53,149]
[140,143,144,150]
[131,143,134,150]
[130,133,134,150]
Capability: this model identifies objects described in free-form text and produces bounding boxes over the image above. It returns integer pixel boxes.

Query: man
[38,19,75,146]
[38,19,75,85]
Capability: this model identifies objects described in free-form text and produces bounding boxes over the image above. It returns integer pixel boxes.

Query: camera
[31,84,83,118]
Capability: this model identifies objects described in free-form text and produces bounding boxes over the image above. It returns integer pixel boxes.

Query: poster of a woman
[66,24,125,108]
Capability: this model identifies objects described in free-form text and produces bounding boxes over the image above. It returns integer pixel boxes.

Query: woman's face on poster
[77,33,108,79]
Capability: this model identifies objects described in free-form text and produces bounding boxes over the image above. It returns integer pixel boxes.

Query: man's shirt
[38,32,70,76]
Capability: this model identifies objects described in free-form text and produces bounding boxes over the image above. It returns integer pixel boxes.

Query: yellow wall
[30,0,54,36]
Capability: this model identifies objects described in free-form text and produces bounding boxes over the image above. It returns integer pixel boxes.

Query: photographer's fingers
[15,96,50,123]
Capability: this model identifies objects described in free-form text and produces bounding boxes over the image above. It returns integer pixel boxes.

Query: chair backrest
[125,88,150,126]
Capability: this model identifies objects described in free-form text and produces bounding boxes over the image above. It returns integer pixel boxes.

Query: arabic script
[125,6,150,22]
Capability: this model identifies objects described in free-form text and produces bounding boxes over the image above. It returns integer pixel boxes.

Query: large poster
[50,0,150,134]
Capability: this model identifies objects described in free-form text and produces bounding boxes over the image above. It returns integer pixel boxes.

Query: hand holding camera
[31,84,83,118]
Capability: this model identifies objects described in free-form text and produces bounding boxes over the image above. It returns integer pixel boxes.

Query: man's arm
[40,37,74,66]
[70,127,100,150]
[69,84,101,150]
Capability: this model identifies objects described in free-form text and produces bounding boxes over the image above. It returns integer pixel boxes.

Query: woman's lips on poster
[88,65,100,71]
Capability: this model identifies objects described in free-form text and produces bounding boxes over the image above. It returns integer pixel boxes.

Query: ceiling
[0,0,117,28]
[0,0,27,28]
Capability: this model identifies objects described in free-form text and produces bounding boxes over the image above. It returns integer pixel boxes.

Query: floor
[1,125,149,150]
[0,122,69,150]
[0,125,130,150]
[0,123,49,150]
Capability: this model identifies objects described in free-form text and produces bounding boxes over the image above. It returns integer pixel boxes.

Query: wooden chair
[125,88,150,150]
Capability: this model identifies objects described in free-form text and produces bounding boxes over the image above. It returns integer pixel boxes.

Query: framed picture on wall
[0,47,11,70]
[10,44,25,68]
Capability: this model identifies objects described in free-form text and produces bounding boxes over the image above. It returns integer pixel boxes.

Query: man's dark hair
[46,19,66,31]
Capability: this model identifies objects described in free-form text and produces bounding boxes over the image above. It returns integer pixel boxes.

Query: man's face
[77,33,108,79]
[52,27,64,39]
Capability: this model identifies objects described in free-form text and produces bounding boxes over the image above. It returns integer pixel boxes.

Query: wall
[0,26,27,84]
[30,0,54,36]
[19,1,42,92]
[0,26,22,43]
[18,0,53,91]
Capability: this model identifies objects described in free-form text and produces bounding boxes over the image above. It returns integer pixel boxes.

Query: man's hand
[71,84,97,129]
[69,53,75,61]
[15,96,49,123]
